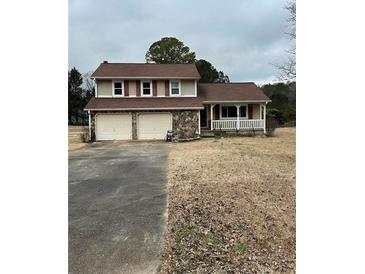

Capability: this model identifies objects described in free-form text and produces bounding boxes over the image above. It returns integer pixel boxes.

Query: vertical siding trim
[152,80,157,96]
[165,80,169,96]
[136,80,141,96]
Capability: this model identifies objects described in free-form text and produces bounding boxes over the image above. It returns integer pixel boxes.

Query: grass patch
[176,224,198,239]
[237,224,245,231]
[202,234,222,249]
[233,243,247,253]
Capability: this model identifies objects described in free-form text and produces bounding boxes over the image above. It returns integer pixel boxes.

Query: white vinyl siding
[96,80,112,97]
[180,80,196,96]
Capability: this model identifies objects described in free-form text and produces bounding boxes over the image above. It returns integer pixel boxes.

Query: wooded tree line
[68,68,94,124]
[261,81,296,125]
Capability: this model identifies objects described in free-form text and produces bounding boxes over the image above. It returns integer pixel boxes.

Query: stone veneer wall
[90,112,96,141]
[131,112,137,140]
[171,110,199,138]
[89,110,200,141]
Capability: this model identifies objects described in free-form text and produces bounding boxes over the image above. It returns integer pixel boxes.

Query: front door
[200,106,208,127]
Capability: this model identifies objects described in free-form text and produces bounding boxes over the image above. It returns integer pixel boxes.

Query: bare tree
[277,48,296,81]
[276,1,296,81]
[82,71,95,92]
[286,1,296,39]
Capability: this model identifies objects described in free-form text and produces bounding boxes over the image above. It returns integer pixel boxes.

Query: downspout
[88,110,91,141]
[263,103,267,134]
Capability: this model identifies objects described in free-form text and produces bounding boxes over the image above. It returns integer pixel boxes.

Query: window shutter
[165,80,169,96]
[124,80,129,96]
[152,80,157,96]
[136,80,141,96]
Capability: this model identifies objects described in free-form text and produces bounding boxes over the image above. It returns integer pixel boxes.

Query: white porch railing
[212,119,265,130]
[212,120,237,130]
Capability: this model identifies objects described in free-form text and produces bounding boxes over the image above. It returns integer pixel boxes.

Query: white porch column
[263,104,267,133]
[210,104,215,130]
[88,110,91,139]
[236,105,240,130]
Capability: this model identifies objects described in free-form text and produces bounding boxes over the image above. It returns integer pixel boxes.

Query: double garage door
[95,113,172,141]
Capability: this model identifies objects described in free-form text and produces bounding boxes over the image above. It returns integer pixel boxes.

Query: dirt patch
[160,128,296,273]
[68,143,88,151]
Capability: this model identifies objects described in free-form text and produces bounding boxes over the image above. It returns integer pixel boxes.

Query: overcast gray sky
[69,0,292,84]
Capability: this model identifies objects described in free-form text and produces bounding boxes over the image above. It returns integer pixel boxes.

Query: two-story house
[84,62,270,141]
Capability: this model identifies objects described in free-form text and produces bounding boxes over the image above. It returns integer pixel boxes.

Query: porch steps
[200,129,265,138]
[200,130,215,137]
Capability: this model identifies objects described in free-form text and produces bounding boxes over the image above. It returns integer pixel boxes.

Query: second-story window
[142,81,151,96]
[170,80,181,96]
[113,81,123,96]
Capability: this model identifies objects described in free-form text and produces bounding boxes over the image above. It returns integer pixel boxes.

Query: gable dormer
[91,62,200,98]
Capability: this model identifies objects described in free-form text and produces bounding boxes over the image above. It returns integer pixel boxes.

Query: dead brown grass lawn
[160,128,296,273]
[68,143,88,151]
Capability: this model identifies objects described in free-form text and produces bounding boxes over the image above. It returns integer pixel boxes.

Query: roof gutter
[202,100,271,103]
[91,76,201,80]
[84,106,204,111]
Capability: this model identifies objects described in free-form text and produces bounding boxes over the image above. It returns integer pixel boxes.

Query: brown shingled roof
[84,97,204,110]
[198,83,270,102]
[91,63,201,79]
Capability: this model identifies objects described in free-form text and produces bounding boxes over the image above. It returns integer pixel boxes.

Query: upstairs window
[141,81,151,96]
[170,80,181,96]
[113,81,123,96]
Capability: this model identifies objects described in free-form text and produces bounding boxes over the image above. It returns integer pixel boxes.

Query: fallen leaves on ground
[160,128,296,273]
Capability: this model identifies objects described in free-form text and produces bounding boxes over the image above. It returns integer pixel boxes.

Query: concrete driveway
[69,141,168,274]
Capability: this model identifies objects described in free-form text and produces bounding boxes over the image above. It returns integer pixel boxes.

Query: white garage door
[138,113,172,140]
[96,114,132,140]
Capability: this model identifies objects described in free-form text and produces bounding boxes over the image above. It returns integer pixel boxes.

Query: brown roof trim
[202,100,271,103]
[92,76,200,79]
[84,97,204,111]
[85,107,204,111]
[91,63,201,79]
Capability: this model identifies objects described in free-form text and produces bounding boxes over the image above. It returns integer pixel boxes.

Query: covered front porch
[200,103,267,133]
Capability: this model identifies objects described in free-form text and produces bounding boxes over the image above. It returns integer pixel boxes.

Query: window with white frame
[113,81,123,96]
[141,81,151,96]
[170,80,181,96]
[221,106,247,118]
